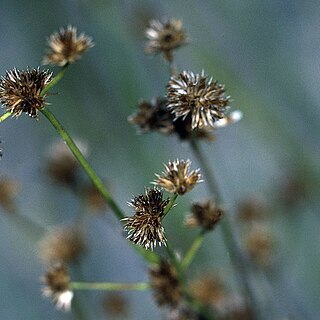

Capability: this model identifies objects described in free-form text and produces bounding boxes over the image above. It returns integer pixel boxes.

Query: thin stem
[189,138,259,315]
[0,111,11,122]
[41,65,68,95]
[41,107,159,264]
[181,230,206,270]
[71,281,149,291]
[41,107,124,220]
[162,193,178,218]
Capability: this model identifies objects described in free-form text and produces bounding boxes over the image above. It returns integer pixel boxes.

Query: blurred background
[0,0,319,319]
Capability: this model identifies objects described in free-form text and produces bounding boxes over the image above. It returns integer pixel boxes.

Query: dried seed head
[167,71,231,129]
[43,25,94,66]
[42,264,73,311]
[122,188,169,250]
[128,97,215,141]
[149,260,182,308]
[145,19,187,62]
[39,226,86,265]
[154,159,202,195]
[245,225,274,268]
[189,273,227,309]
[0,67,52,118]
[185,199,224,230]
[103,293,128,317]
[0,176,19,214]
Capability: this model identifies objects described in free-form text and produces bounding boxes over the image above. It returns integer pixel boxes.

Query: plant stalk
[71,281,149,291]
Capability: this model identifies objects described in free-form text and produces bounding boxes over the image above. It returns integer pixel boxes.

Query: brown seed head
[39,226,86,265]
[145,19,187,62]
[154,159,202,195]
[186,199,224,230]
[128,97,215,141]
[190,274,227,308]
[167,71,231,129]
[0,176,19,214]
[122,188,169,250]
[237,197,266,224]
[43,25,94,66]
[42,264,73,311]
[0,67,52,118]
[149,260,182,308]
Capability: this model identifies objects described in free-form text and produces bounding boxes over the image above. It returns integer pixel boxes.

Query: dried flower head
[190,274,227,308]
[103,293,128,317]
[245,225,274,267]
[39,226,85,265]
[185,199,224,230]
[128,97,215,141]
[45,140,87,187]
[0,67,52,118]
[122,188,169,250]
[149,260,182,308]
[43,25,94,66]
[42,264,73,311]
[0,176,19,214]
[154,159,201,195]
[145,19,187,62]
[167,71,231,129]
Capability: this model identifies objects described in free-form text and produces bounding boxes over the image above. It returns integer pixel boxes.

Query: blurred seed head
[154,159,202,195]
[185,199,224,230]
[0,67,52,118]
[45,140,88,188]
[42,264,73,311]
[0,176,19,214]
[167,71,231,129]
[103,293,128,317]
[128,97,215,141]
[189,273,227,309]
[237,197,266,224]
[145,19,187,62]
[39,226,86,265]
[149,260,182,308]
[43,25,94,66]
[122,187,169,250]
[245,224,274,268]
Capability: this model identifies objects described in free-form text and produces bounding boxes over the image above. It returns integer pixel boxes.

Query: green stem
[41,65,68,95]
[189,138,259,315]
[0,111,11,122]
[162,193,178,218]
[181,230,206,270]
[41,107,124,220]
[71,282,149,291]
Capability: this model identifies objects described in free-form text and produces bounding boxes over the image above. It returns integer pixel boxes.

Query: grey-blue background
[0,1,319,319]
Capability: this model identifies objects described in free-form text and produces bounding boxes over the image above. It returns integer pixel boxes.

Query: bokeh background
[0,1,319,319]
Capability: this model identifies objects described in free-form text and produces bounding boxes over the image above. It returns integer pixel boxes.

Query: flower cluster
[122,188,169,250]
[43,25,94,66]
[154,159,202,195]
[167,70,231,129]
[0,67,52,118]
[42,264,73,311]
[145,19,186,62]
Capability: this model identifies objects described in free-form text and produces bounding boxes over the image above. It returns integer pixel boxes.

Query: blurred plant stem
[189,138,260,316]
[0,111,11,122]
[181,229,206,270]
[41,107,125,221]
[71,282,149,291]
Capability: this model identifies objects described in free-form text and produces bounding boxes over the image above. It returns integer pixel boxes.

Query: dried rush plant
[0,21,270,320]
